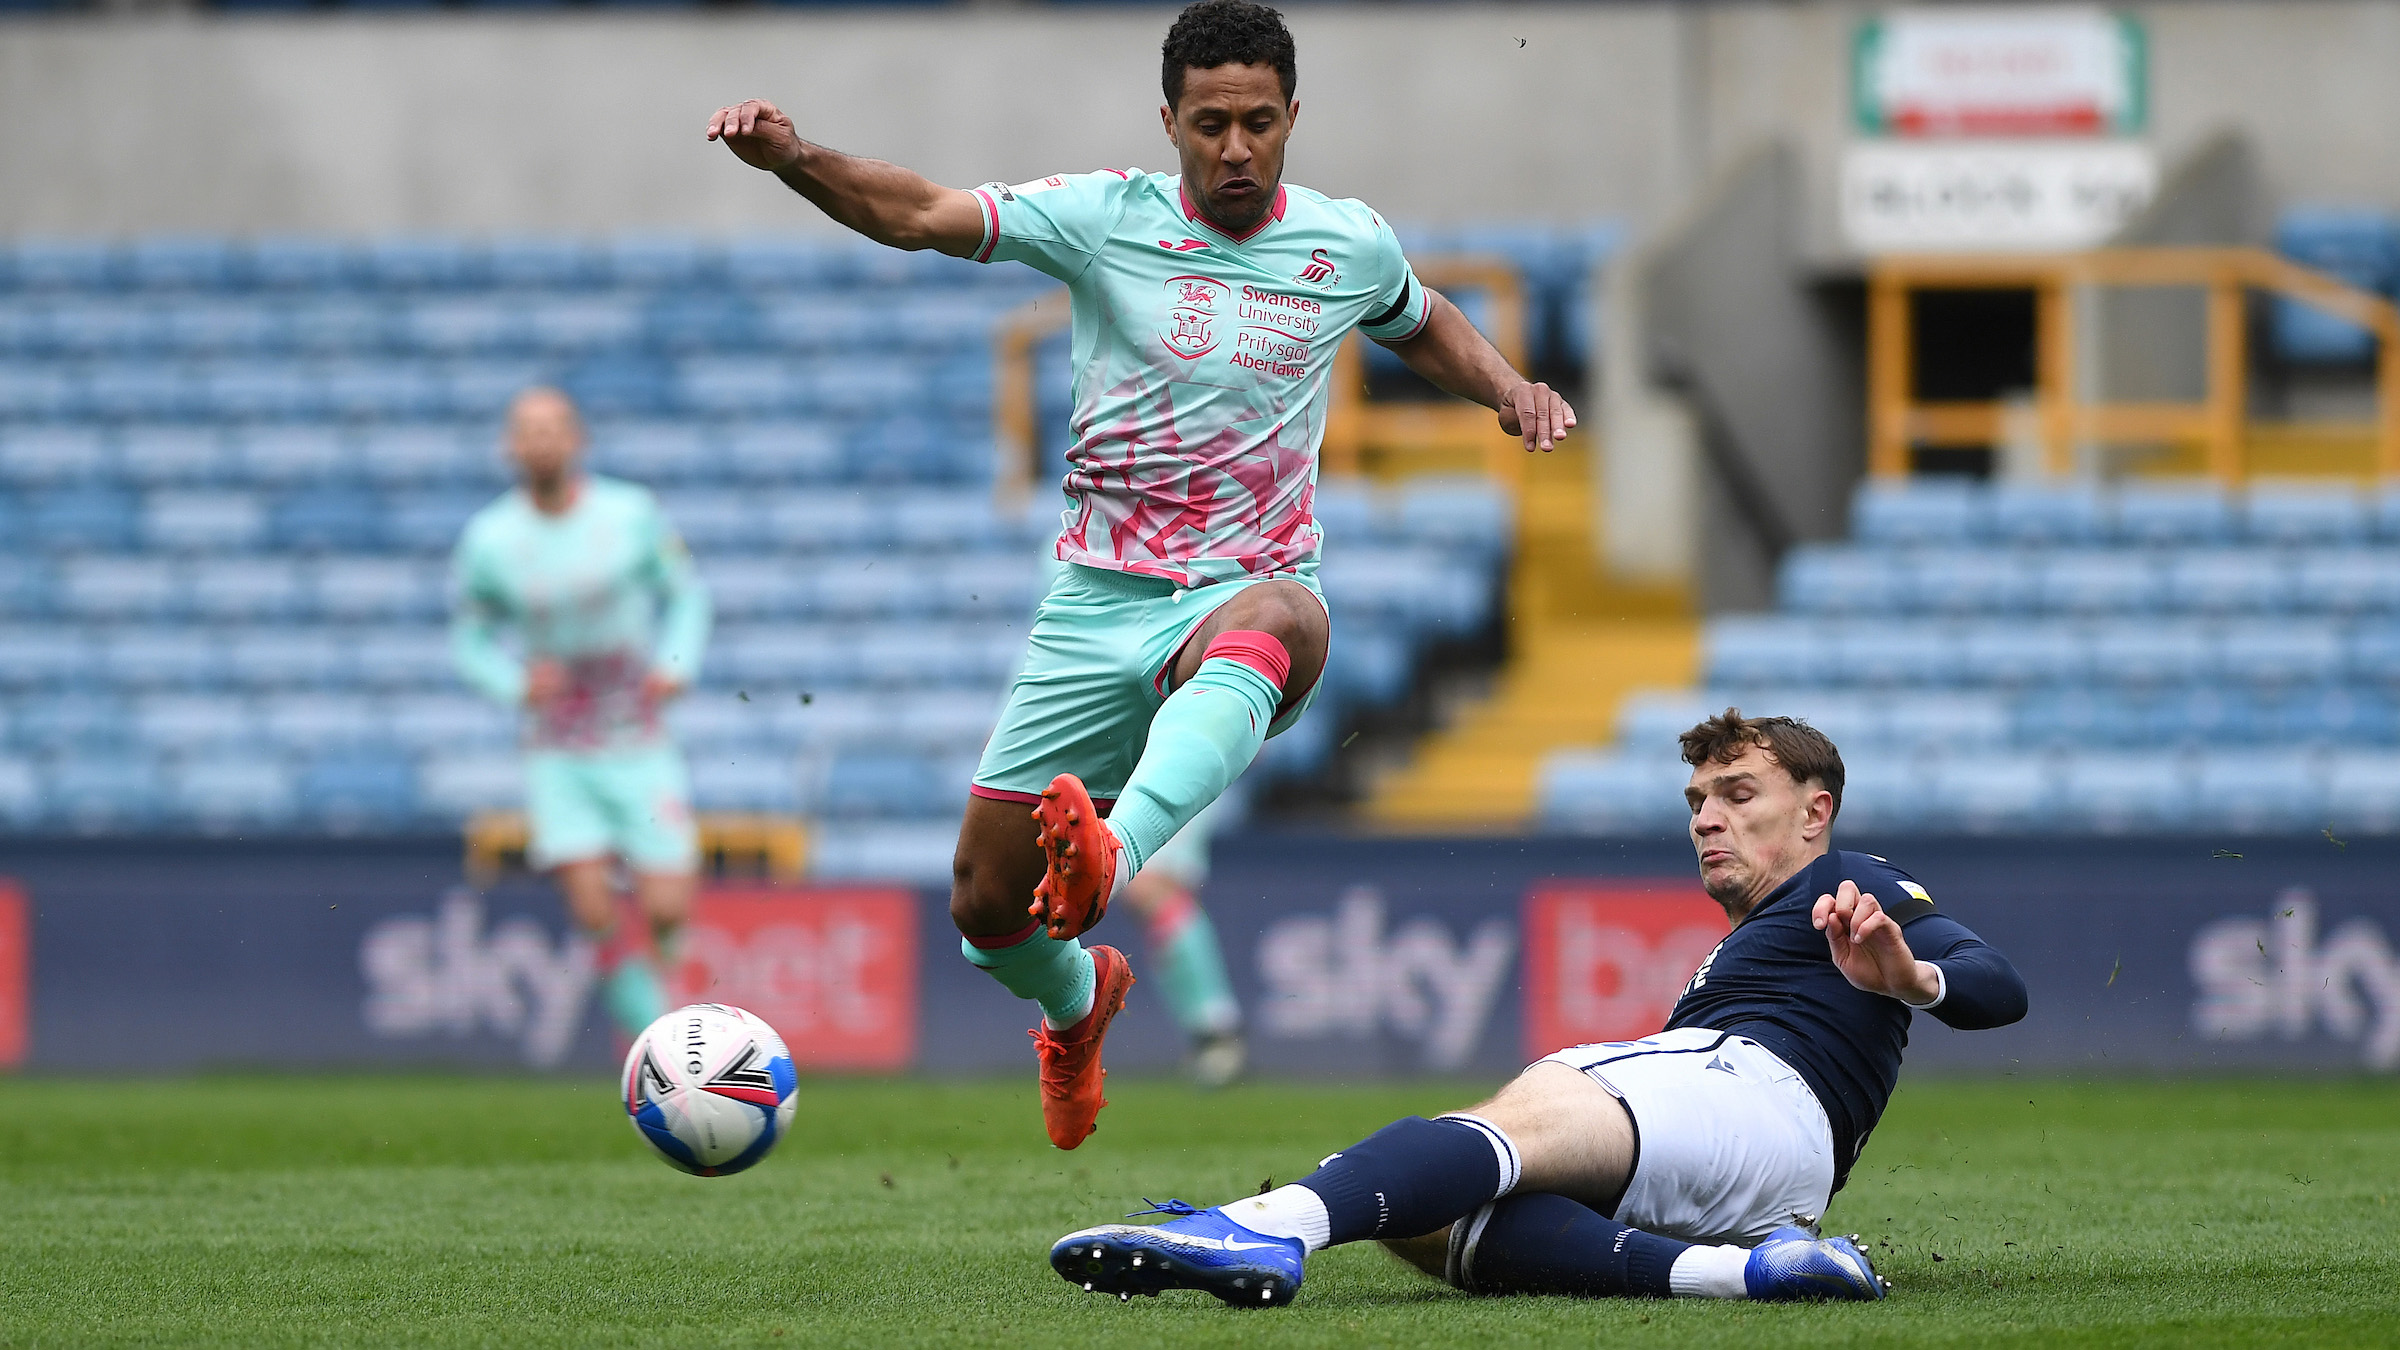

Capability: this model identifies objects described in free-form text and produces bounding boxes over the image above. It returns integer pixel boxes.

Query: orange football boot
[1032,943,1135,1150]
[1030,772,1120,940]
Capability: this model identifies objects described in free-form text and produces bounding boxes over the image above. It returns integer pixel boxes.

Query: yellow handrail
[988,256,1530,501]
[465,811,809,884]
[1867,247,2400,482]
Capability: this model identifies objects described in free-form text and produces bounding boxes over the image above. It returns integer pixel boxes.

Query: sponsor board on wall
[5,834,2400,1076]
[1839,140,2157,254]
[1854,8,2146,138]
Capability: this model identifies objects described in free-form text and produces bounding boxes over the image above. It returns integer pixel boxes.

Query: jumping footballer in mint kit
[708,0,1574,1148]
[452,387,713,1041]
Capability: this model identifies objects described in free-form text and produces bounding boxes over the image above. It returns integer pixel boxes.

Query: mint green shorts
[525,743,699,873]
[971,563,1326,811]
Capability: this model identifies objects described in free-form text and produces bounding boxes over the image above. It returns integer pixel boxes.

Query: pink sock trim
[1201,630,1292,688]
[964,919,1043,950]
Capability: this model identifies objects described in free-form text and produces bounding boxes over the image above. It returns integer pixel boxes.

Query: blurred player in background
[708,0,1572,1148]
[450,387,713,1041]
[1125,794,1244,1086]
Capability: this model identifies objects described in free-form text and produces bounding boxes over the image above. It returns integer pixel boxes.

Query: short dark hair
[1162,0,1297,108]
[1679,708,1847,821]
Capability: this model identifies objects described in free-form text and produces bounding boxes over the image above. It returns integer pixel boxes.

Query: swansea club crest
[1162,275,1229,359]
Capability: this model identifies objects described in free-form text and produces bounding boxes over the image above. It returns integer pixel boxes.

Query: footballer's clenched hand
[1814,879,1941,1005]
[707,99,804,173]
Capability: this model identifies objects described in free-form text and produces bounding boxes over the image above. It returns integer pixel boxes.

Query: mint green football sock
[1110,655,1281,876]
[1150,904,1241,1038]
[603,955,669,1039]
[962,930,1097,1030]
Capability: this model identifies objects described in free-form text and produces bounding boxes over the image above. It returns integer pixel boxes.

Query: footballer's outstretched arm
[1379,289,1577,453]
[706,99,986,257]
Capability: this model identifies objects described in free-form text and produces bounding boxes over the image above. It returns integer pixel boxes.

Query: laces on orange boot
[1033,944,1134,1150]
[1030,772,1120,940]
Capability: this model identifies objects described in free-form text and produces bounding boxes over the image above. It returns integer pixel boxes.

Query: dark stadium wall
[6,833,2397,1080]
[5,4,2400,247]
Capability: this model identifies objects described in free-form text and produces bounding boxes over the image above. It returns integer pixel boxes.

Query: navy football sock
[1295,1115,1520,1245]
[1455,1192,1688,1298]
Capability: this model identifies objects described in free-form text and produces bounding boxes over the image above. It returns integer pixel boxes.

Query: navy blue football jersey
[1663,849,2026,1188]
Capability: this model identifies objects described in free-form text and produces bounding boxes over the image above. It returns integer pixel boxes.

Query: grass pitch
[0,1074,2394,1347]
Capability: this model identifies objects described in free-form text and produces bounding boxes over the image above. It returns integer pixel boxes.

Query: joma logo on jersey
[1294,248,1340,288]
[1161,275,1229,360]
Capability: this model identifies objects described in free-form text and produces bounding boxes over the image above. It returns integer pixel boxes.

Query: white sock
[1041,984,1095,1031]
[1220,1185,1332,1254]
[1668,1244,1753,1299]
[1107,823,1133,902]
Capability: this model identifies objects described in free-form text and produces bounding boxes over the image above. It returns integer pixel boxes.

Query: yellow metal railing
[1868,247,2400,482]
[465,811,809,885]
[991,258,1529,498]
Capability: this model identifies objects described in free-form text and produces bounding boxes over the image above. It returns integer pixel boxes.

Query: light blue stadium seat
[1396,476,1512,553]
[45,754,165,829]
[590,421,706,482]
[1614,689,1719,752]
[655,488,761,549]
[2056,751,2188,833]
[28,486,138,551]
[397,297,526,354]
[0,757,36,826]
[486,237,600,290]
[2350,625,2400,685]
[1878,691,2014,750]
[186,558,305,620]
[90,362,205,419]
[1850,477,1978,547]
[716,627,856,688]
[1310,481,1381,546]
[124,237,237,291]
[1323,627,1412,707]
[700,557,808,619]
[259,692,388,752]
[893,295,1006,352]
[0,367,75,419]
[358,425,487,488]
[804,359,927,417]
[815,751,935,818]
[2013,686,2137,747]
[770,690,886,751]
[352,626,455,690]
[646,293,759,353]
[1931,753,2059,832]
[0,557,47,618]
[163,300,286,355]
[606,235,714,291]
[523,296,641,353]
[2089,623,2212,685]
[930,354,996,417]
[247,237,354,290]
[1833,620,1960,687]
[669,691,776,753]
[851,628,981,686]
[144,490,267,552]
[2378,488,2400,542]
[322,362,444,420]
[364,237,484,291]
[763,491,895,551]
[59,556,181,620]
[892,493,1001,549]
[271,488,385,551]
[117,426,230,485]
[50,301,162,356]
[2262,685,2393,744]
[1833,752,1937,832]
[103,627,225,688]
[9,691,125,752]
[135,693,257,752]
[297,752,419,826]
[2192,750,2327,832]
[1959,622,2086,686]
[1538,748,1690,835]
[0,425,106,485]
[2324,752,2400,833]
[2245,484,2368,544]
[2161,550,2293,614]
[2114,484,2234,545]
[223,629,350,687]
[170,756,297,830]
[9,239,116,290]
[1777,545,1901,615]
[926,554,1042,617]
[1704,616,1835,686]
[384,491,487,553]
[759,298,888,352]
[723,420,843,483]
[888,692,1001,752]
[311,558,443,621]
[0,627,91,688]
[2036,550,2164,613]
[385,693,512,751]
[203,362,322,420]
[2218,621,2344,687]
[2141,685,2258,746]
[2294,549,2400,614]
[1255,713,1337,782]
[416,750,521,818]
[235,426,350,484]
[1906,548,2041,615]
[689,749,802,813]
[563,353,672,417]
[724,238,841,292]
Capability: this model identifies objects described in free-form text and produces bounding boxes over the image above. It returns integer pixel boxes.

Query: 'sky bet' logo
[1520,883,1728,1059]
[1162,275,1228,359]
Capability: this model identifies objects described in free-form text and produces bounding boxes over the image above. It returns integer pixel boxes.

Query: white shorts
[1537,1027,1836,1246]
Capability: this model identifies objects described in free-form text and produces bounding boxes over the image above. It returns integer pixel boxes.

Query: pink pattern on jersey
[1055,366,1323,586]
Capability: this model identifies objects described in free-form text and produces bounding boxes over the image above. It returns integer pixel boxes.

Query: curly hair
[1162,0,1298,108]
[1679,708,1847,821]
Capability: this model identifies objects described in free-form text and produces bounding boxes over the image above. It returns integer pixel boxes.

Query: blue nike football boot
[1743,1225,1889,1301]
[1049,1199,1305,1307]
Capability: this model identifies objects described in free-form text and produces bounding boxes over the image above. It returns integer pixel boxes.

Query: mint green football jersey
[449,475,711,751]
[968,169,1433,586]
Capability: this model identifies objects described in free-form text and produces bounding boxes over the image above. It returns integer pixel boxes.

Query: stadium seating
[1541,476,2400,836]
[0,233,1517,870]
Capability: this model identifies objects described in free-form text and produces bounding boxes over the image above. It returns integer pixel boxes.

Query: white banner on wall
[1855,7,2147,137]
[1840,139,2157,253]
